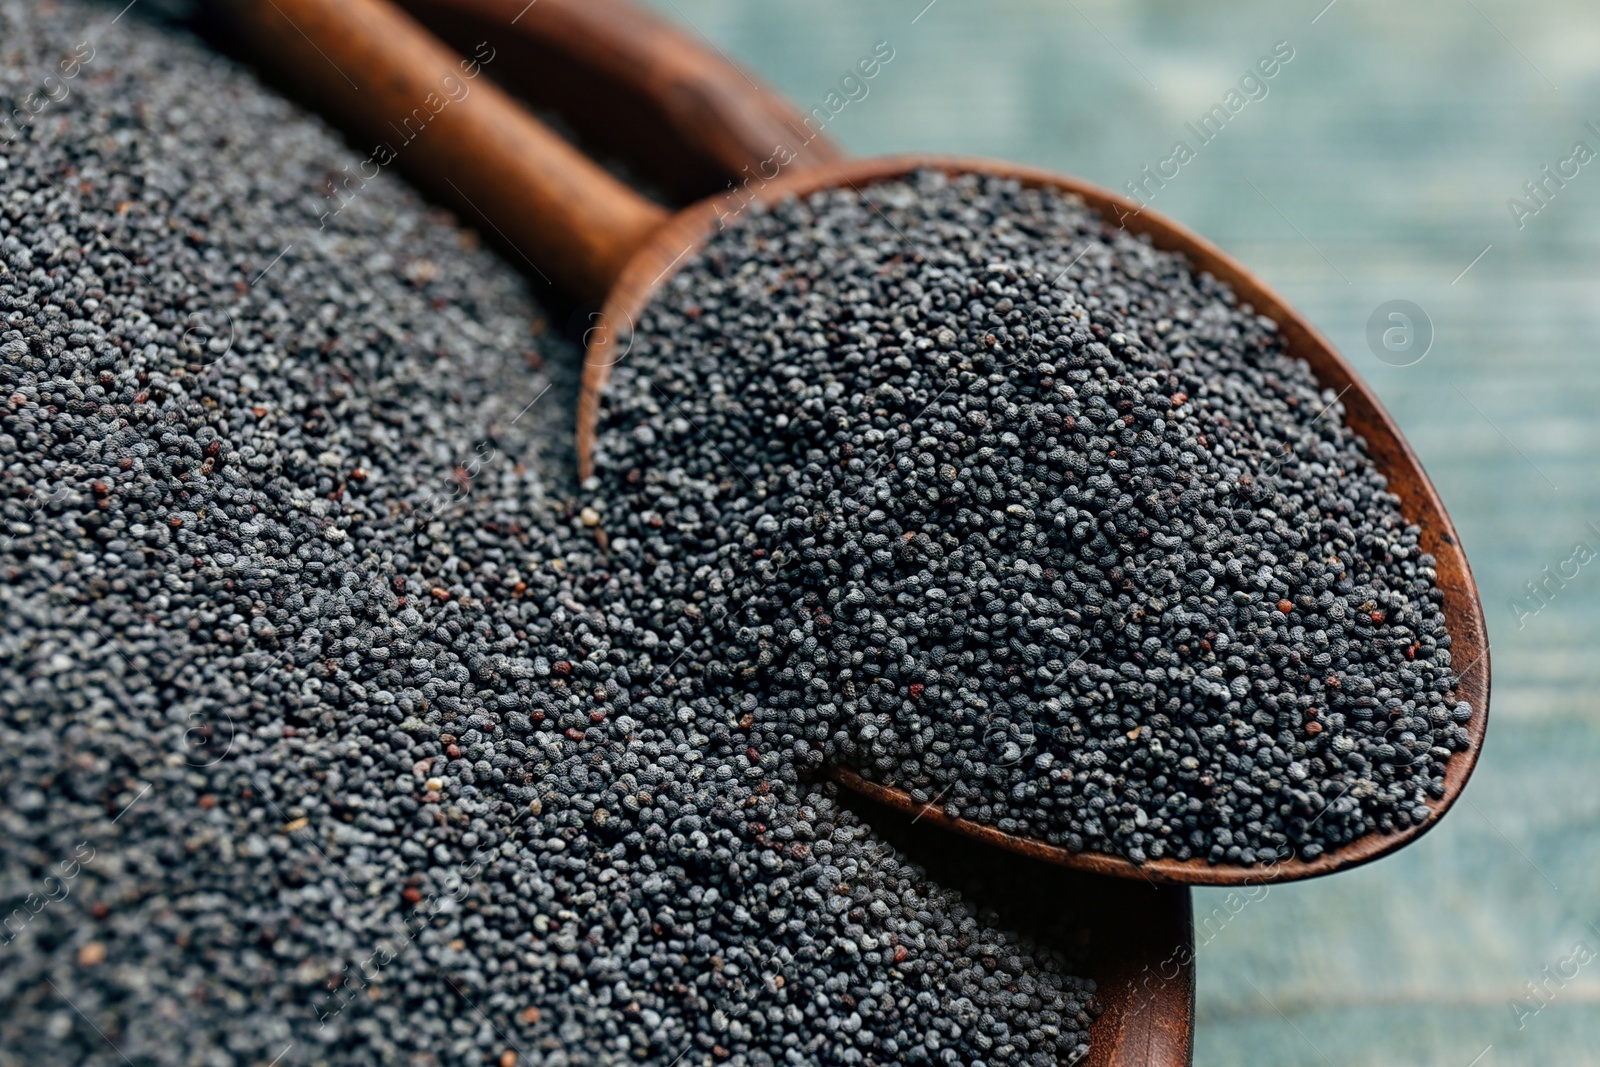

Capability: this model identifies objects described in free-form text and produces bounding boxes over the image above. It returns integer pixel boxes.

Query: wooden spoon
[215,0,1488,889]
[586,154,1491,889]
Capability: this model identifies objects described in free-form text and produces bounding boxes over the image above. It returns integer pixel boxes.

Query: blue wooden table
[643,1,1600,1062]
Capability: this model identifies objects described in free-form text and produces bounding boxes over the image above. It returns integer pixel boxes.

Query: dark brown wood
[581,155,1490,888]
[846,784,1195,1067]
[212,0,668,300]
[392,0,842,203]
[1083,884,1195,1067]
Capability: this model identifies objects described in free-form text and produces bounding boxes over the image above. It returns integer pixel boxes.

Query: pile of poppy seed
[593,171,1471,867]
[0,4,1098,1066]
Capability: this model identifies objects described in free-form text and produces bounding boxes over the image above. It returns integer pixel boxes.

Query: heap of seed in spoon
[0,3,1097,1065]
[593,170,1472,867]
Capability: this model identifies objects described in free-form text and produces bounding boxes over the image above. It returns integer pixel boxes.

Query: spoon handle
[391,0,843,201]
[214,0,668,299]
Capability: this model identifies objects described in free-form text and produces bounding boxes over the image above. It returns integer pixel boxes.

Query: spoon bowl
[579,154,1490,888]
